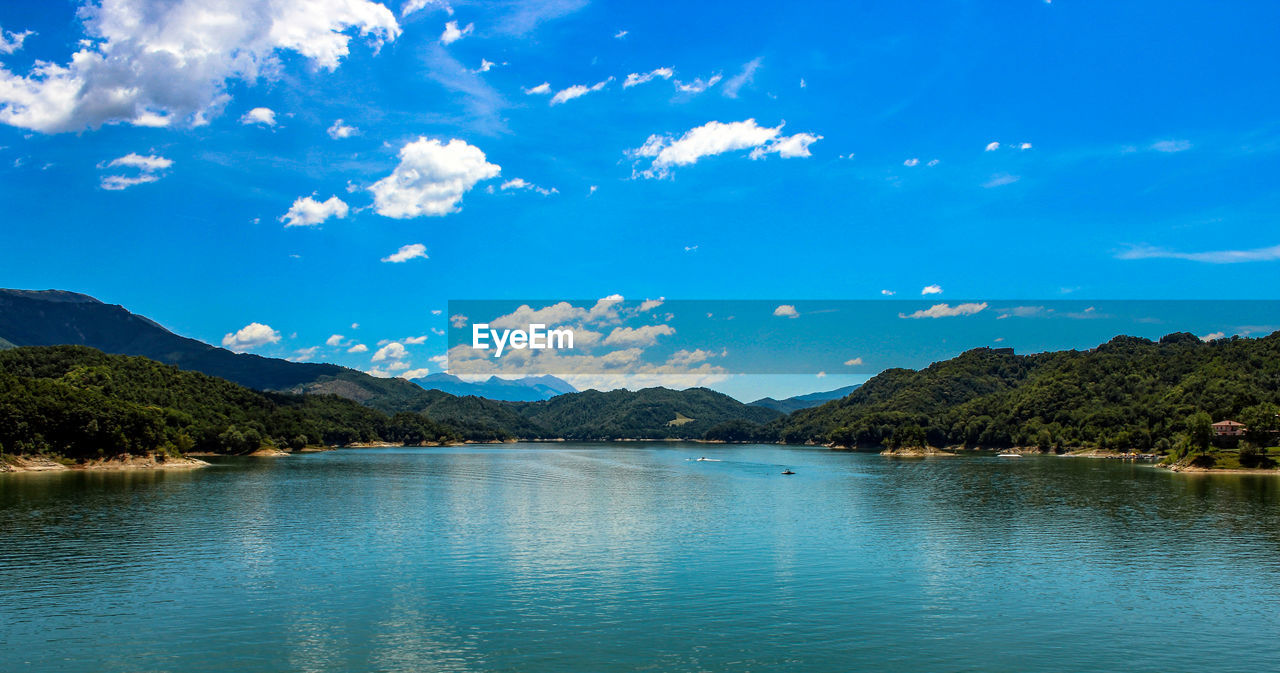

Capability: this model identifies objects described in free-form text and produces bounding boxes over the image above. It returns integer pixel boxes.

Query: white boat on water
[997,452,1022,458]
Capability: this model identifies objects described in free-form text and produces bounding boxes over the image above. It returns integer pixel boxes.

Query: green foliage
[771,332,1280,451]
[0,346,459,459]
[703,419,771,443]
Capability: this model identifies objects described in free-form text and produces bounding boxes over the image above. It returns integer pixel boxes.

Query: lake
[3,444,1279,672]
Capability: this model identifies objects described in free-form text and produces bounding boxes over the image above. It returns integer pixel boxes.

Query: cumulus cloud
[372,342,408,361]
[327,119,358,138]
[1116,243,1280,264]
[99,152,172,190]
[0,1,400,134]
[0,28,33,55]
[326,334,345,346]
[843,357,863,366]
[773,304,799,318]
[602,324,675,347]
[721,57,761,98]
[921,284,943,295]
[903,158,919,167]
[1200,331,1226,342]
[629,119,821,178]
[550,77,614,105]
[667,348,722,367]
[381,243,428,262]
[370,137,499,218]
[623,67,674,88]
[440,20,473,44]
[240,107,276,127]
[281,195,349,227]
[899,302,989,319]
[880,289,896,296]
[348,343,368,353]
[402,0,451,18]
[985,141,1000,152]
[221,322,282,351]
[523,82,552,95]
[404,335,428,344]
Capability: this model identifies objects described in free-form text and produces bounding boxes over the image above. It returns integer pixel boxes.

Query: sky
[1,1,1278,400]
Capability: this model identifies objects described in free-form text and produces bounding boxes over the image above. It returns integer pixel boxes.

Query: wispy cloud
[899,302,988,319]
[1117,243,1280,263]
[722,57,761,98]
[551,77,614,105]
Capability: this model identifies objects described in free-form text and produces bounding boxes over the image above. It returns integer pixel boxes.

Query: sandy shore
[880,446,957,457]
[1,454,209,473]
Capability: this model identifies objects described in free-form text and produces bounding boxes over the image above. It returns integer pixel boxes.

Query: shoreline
[1,453,210,474]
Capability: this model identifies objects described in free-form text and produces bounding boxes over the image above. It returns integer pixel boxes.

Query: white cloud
[500,177,557,195]
[623,67,674,89]
[106,153,173,172]
[638,298,664,312]
[0,0,400,134]
[381,243,428,262]
[816,371,826,378]
[401,0,451,18]
[348,343,368,353]
[983,173,1020,188]
[372,342,408,361]
[399,367,431,379]
[550,77,614,105]
[899,302,989,319]
[721,57,761,98]
[667,348,722,367]
[289,346,320,362]
[630,119,820,178]
[474,59,496,73]
[921,284,943,295]
[404,335,428,344]
[674,73,722,93]
[613,29,628,39]
[602,324,675,347]
[523,82,552,95]
[843,357,863,366]
[221,322,282,351]
[326,334,345,346]
[0,28,33,55]
[773,304,799,318]
[99,152,172,190]
[370,137,500,218]
[1020,142,1032,150]
[1200,331,1226,342]
[429,354,448,369]
[1116,243,1280,264]
[1151,139,1191,153]
[351,322,360,329]
[450,314,468,328]
[903,158,919,167]
[327,119,358,139]
[240,107,276,127]
[985,141,1000,151]
[880,289,895,296]
[440,20,473,44]
[281,195,349,227]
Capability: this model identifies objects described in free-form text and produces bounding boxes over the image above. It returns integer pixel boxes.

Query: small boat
[997,452,1021,458]
[781,469,795,475]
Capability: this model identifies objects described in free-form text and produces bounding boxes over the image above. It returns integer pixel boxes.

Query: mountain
[750,384,861,414]
[0,345,457,459]
[410,373,577,401]
[0,288,429,407]
[769,332,1280,451]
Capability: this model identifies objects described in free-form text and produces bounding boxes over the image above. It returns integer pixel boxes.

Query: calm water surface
[3,444,1280,672]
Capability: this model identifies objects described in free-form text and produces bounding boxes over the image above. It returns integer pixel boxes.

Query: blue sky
[1,1,1278,398]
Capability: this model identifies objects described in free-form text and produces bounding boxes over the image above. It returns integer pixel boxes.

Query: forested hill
[0,346,457,458]
[514,387,781,440]
[770,332,1280,451]
[0,288,427,405]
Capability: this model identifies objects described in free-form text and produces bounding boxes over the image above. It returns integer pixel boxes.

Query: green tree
[1186,412,1213,454]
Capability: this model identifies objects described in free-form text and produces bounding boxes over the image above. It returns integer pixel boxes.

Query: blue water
[3,444,1279,672]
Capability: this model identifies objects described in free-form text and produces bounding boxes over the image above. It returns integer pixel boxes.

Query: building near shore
[1212,420,1247,437]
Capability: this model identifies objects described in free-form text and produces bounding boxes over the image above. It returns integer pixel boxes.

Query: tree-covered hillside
[0,346,457,458]
[770,332,1280,451]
